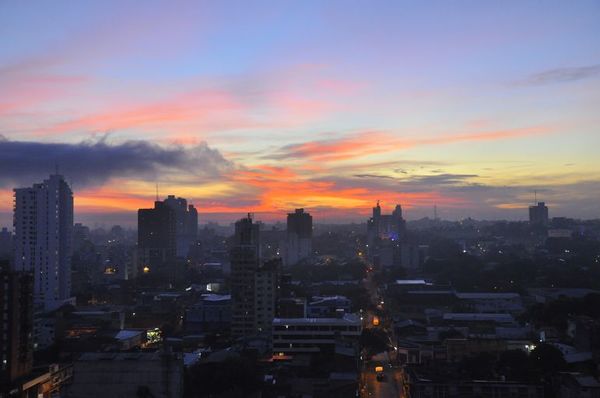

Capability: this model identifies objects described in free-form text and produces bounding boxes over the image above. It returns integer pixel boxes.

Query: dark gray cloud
[352,173,478,186]
[517,64,600,86]
[323,173,481,195]
[0,136,233,188]
[353,174,396,180]
[405,173,479,185]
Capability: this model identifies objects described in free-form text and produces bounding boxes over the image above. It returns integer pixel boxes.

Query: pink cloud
[272,126,552,162]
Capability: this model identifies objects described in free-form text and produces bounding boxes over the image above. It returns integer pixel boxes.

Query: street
[361,352,404,398]
[359,264,406,397]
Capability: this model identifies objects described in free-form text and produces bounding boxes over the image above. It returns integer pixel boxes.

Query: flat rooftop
[273,313,360,325]
[395,279,432,285]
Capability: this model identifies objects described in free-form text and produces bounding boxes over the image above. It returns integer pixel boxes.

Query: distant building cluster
[1,173,599,397]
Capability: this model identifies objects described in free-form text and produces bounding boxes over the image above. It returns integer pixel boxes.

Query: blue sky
[1,1,599,224]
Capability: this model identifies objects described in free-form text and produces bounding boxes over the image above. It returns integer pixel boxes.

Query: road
[361,353,404,398]
[359,266,406,397]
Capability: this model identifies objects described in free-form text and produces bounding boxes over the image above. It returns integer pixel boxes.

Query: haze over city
[1,1,599,226]
[3,2,600,398]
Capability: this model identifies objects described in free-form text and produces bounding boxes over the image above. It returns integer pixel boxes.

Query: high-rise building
[367,201,410,268]
[13,174,73,311]
[163,195,198,258]
[72,223,90,250]
[367,201,406,246]
[0,227,12,260]
[137,201,176,274]
[230,214,279,339]
[285,208,312,266]
[529,202,549,227]
[0,263,34,393]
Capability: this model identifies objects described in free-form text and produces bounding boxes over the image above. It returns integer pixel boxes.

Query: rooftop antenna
[534,189,537,205]
[155,182,159,202]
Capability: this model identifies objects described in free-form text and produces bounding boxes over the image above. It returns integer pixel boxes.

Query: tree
[529,343,566,375]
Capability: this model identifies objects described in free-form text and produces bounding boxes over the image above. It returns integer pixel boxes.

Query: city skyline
[1,1,599,225]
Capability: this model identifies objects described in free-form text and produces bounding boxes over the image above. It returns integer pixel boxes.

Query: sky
[1,1,599,226]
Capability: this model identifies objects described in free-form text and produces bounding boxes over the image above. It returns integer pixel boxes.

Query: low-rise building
[184,294,231,333]
[272,314,361,356]
[66,351,183,398]
[307,296,351,318]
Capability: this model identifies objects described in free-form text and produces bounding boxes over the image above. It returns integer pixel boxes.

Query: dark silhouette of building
[366,201,420,269]
[163,195,198,258]
[0,227,12,260]
[13,174,73,311]
[285,208,312,266]
[137,201,176,274]
[529,202,549,227]
[67,351,182,398]
[0,263,33,394]
[367,201,406,245]
[230,214,280,339]
[231,214,260,339]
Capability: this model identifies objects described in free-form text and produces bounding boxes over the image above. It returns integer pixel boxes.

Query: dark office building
[231,215,261,338]
[0,264,34,394]
[367,201,406,243]
[529,202,549,227]
[285,208,313,266]
[163,195,198,258]
[137,201,176,273]
[230,215,279,339]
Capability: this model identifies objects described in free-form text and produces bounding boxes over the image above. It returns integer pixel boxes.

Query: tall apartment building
[0,227,12,260]
[163,195,198,258]
[254,258,281,333]
[230,215,279,339]
[0,263,34,394]
[13,174,73,311]
[285,208,312,266]
[137,201,176,274]
[529,202,549,227]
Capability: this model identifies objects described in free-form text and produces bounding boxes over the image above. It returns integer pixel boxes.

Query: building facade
[285,208,312,266]
[137,201,176,274]
[272,314,362,356]
[163,195,198,258]
[230,215,280,339]
[0,265,34,394]
[529,202,549,227]
[13,174,73,311]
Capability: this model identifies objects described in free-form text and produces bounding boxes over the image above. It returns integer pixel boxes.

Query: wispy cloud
[266,126,551,162]
[517,64,600,86]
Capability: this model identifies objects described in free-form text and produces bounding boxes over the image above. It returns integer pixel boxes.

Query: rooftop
[443,313,515,323]
[114,330,144,341]
[273,313,360,326]
[455,292,521,300]
[396,279,432,286]
[201,293,231,302]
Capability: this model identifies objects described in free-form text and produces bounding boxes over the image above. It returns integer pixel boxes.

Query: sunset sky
[1,1,599,226]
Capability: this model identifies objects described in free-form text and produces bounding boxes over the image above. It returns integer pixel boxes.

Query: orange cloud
[272,126,551,162]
